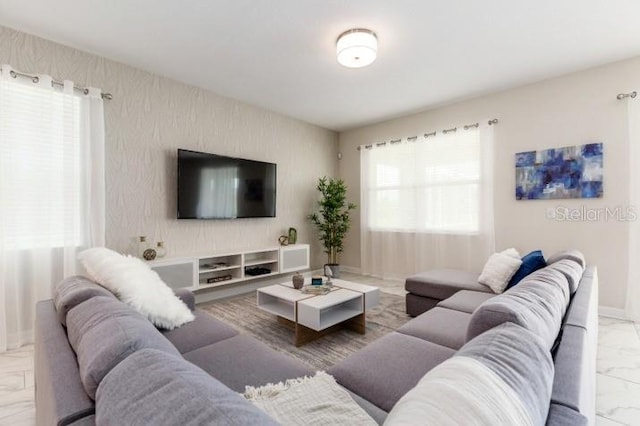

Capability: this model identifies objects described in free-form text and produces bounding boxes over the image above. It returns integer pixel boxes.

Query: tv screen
[177,149,276,219]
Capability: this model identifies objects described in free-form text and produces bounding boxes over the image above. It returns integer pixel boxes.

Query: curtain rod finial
[617,91,636,100]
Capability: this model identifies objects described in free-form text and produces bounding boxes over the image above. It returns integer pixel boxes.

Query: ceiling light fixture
[336,28,377,68]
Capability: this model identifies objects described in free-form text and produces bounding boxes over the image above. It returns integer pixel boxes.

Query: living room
[0,1,639,425]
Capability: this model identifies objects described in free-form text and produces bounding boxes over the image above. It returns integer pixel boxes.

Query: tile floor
[1,298,639,425]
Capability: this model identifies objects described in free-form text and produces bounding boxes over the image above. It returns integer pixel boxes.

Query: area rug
[200,285,410,371]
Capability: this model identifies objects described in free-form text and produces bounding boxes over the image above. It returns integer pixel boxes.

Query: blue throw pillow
[507,250,547,289]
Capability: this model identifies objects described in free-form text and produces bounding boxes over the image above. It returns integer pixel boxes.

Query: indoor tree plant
[308,177,357,278]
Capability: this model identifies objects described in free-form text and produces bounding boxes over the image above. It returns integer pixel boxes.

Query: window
[363,128,481,233]
[0,78,83,248]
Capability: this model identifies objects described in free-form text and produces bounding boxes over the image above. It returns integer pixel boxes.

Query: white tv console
[147,244,310,292]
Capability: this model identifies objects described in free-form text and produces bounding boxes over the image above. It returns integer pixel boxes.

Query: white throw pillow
[77,247,195,329]
[478,252,522,294]
[500,247,520,259]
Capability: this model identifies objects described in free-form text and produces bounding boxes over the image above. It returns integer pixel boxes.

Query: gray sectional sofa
[35,250,597,425]
[329,250,598,424]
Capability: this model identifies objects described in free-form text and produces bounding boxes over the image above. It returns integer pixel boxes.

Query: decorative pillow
[506,250,547,289]
[66,296,181,399]
[478,252,522,294]
[77,247,194,329]
[500,247,520,259]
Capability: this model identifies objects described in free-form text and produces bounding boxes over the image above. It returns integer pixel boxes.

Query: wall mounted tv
[177,149,276,219]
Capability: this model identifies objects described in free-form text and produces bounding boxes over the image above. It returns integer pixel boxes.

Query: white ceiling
[1,1,640,131]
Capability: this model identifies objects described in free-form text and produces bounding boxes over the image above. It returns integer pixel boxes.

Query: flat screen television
[177,149,276,219]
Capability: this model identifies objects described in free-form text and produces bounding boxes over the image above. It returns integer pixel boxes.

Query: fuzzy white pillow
[77,247,195,330]
[478,252,523,294]
[501,247,520,259]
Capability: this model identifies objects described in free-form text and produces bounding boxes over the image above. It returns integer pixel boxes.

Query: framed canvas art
[515,143,603,200]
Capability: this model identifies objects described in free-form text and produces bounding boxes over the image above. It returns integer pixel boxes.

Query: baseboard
[598,306,628,320]
[340,265,361,274]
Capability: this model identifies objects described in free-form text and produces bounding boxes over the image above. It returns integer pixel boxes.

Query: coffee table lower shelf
[277,314,366,347]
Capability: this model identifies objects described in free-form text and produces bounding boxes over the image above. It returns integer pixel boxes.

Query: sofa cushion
[183,335,313,392]
[478,252,523,293]
[551,325,594,416]
[53,275,115,326]
[548,258,583,294]
[547,249,586,270]
[161,309,238,354]
[329,332,455,412]
[466,269,569,349]
[66,296,181,399]
[406,293,440,317]
[436,290,495,314]
[385,323,553,426]
[173,288,196,311]
[396,307,471,349]
[35,301,95,426]
[77,247,194,329]
[564,266,598,329]
[457,323,554,424]
[525,267,571,305]
[405,269,490,300]
[546,403,588,426]
[507,250,547,289]
[96,348,278,425]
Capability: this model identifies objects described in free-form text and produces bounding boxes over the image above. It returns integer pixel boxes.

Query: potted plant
[308,177,357,278]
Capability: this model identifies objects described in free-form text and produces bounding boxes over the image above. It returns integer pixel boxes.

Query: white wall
[339,56,640,310]
[0,25,338,269]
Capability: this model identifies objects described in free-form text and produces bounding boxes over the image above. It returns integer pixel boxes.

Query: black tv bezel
[176,148,277,220]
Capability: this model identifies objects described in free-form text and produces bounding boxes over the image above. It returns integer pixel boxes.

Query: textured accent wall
[0,26,337,267]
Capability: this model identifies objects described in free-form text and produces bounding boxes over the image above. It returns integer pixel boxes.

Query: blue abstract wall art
[515,142,603,200]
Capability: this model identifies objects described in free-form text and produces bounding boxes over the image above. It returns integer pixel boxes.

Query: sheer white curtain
[627,97,640,321]
[360,124,494,279]
[0,65,105,351]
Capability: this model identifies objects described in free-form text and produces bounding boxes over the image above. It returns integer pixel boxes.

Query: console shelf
[148,244,310,292]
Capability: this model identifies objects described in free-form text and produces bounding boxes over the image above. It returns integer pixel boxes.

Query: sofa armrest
[174,289,195,311]
[35,300,95,426]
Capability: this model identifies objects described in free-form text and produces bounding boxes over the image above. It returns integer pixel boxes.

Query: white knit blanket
[243,371,377,425]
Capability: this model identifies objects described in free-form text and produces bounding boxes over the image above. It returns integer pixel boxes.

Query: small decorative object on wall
[288,227,297,245]
[278,235,289,246]
[292,272,304,289]
[515,142,603,200]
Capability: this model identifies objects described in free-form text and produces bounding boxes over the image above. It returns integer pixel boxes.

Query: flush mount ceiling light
[336,28,377,68]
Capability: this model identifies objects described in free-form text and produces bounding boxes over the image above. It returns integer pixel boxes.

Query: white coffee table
[257,279,380,346]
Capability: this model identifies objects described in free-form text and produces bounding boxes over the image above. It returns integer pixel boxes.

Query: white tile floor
[596,317,640,425]
[0,345,35,426]
[0,312,638,425]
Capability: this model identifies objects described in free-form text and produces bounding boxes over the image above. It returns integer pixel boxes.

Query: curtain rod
[357,118,499,150]
[617,91,637,100]
[2,67,113,100]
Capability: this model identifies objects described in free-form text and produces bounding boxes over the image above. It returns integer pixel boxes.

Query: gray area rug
[200,280,410,371]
